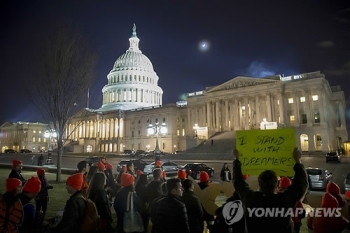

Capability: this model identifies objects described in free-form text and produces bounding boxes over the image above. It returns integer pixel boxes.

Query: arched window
[315,134,322,151]
[300,134,309,152]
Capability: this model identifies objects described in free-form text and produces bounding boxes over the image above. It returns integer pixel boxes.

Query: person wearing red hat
[97,161,106,172]
[308,192,349,233]
[198,171,214,231]
[35,168,53,219]
[8,159,26,185]
[53,173,86,232]
[113,173,141,232]
[0,178,23,232]
[177,169,187,181]
[326,181,346,208]
[116,165,128,188]
[104,162,117,203]
[18,176,43,232]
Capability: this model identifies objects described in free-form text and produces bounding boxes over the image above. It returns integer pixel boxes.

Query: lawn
[0,168,316,233]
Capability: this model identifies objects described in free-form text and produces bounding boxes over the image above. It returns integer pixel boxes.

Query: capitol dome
[100,24,163,112]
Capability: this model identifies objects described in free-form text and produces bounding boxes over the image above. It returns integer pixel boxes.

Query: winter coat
[113,187,141,233]
[146,180,162,213]
[52,190,86,233]
[233,160,308,233]
[8,169,26,185]
[90,188,112,230]
[153,193,190,233]
[18,194,43,232]
[135,183,148,214]
[35,176,51,204]
[307,212,349,233]
[181,190,204,233]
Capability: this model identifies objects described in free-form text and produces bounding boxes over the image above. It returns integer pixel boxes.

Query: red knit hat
[23,176,41,193]
[155,160,162,167]
[199,171,209,183]
[136,169,143,177]
[106,162,113,170]
[177,170,187,180]
[279,177,292,189]
[37,168,45,176]
[66,173,83,190]
[346,191,350,200]
[121,173,134,187]
[122,165,127,172]
[326,182,340,195]
[12,160,22,168]
[321,192,339,208]
[6,178,22,192]
[243,174,249,180]
[98,161,105,171]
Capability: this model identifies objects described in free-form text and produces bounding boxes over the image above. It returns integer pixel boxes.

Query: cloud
[316,41,335,48]
[241,61,276,78]
[324,61,350,77]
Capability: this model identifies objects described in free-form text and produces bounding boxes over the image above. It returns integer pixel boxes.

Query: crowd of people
[2,149,350,233]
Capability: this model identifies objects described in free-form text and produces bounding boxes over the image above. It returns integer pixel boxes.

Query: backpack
[77,195,100,233]
[0,195,24,233]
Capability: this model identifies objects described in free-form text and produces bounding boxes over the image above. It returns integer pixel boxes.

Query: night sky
[1,0,349,132]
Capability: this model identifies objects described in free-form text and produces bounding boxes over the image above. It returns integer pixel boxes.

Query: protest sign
[236,128,296,176]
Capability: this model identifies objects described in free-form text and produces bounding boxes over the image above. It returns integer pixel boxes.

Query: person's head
[6,178,22,195]
[77,161,89,173]
[222,163,228,170]
[127,162,134,172]
[87,172,106,198]
[106,162,113,170]
[166,178,183,197]
[137,174,148,186]
[183,179,194,192]
[37,168,45,178]
[136,169,143,177]
[199,171,209,183]
[12,160,23,172]
[66,173,83,194]
[321,192,339,209]
[122,165,127,172]
[155,160,162,168]
[97,161,105,171]
[177,170,187,180]
[22,176,41,199]
[153,168,162,180]
[121,173,135,188]
[258,170,278,194]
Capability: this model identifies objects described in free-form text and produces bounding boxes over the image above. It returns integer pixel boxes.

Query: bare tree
[26,20,98,181]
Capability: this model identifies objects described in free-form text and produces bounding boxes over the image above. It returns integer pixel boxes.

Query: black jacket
[8,169,26,185]
[181,190,204,233]
[153,193,190,233]
[52,190,86,232]
[233,159,308,233]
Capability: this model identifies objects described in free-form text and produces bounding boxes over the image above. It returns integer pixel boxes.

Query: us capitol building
[1,25,349,155]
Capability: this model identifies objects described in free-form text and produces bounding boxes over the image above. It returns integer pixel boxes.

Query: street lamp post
[44,130,57,165]
[147,120,167,162]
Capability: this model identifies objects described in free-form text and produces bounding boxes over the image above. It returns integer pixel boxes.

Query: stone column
[110,119,114,138]
[215,100,220,130]
[294,91,299,126]
[225,99,229,129]
[255,95,260,126]
[187,107,192,133]
[306,90,313,126]
[266,93,272,121]
[279,92,285,124]
[206,102,211,128]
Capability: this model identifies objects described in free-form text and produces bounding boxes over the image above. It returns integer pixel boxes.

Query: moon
[199,40,210,51]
